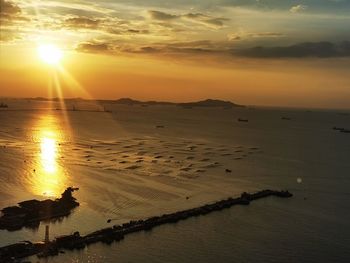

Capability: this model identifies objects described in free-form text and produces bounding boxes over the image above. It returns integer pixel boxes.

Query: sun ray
[57,66,91,98]
[53,70,71,127]
[57,66,110,112]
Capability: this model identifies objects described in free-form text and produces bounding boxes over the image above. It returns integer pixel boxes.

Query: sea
[0,99,349,263]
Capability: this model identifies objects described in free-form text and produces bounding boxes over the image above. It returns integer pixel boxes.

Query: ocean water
[0,100,349,263]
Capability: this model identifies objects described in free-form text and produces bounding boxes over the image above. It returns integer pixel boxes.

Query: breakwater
[0,189,292,262]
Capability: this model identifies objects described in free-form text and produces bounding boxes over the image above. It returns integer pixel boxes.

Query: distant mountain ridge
[113,98,171,105]
[22,97,244,108]
[113,98,244,108]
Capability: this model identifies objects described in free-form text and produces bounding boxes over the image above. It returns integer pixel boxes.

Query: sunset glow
[0,0,350,108]
[0,1,349,260]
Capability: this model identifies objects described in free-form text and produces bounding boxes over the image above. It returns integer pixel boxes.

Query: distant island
[111,98,244,108]
[17,97,245,108]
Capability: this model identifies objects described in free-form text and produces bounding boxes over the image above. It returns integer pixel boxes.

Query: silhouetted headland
[23,97,244,108]
[0,189,292,262]
[113,98,244,108]
[0,187,79,231]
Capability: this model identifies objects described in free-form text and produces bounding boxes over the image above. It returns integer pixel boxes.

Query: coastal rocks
[0,187,79,231]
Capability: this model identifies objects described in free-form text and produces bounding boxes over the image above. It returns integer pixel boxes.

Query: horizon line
[1,96,350,111]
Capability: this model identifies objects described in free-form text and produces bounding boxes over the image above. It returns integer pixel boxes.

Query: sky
[0,0,350,109]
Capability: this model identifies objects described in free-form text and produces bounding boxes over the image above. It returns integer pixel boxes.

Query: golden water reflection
[30,114,68,197]
[41,133,57,174]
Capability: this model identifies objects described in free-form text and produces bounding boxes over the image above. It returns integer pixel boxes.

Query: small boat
[281,117,291,120]
[238,118,248,122]
[103,107,112,113]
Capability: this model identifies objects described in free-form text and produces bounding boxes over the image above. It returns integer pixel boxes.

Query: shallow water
[0,100,350,262]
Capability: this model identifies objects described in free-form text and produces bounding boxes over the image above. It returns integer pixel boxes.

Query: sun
[38,44,63,65]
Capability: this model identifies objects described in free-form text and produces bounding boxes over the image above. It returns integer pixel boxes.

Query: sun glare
[29,115,68,197]
[38,44,63,65]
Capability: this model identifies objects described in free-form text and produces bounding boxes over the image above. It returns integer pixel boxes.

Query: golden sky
[1,0,350,109]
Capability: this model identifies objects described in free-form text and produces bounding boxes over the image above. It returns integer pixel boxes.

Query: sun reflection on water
[30,114,68,197]
[41,133,57,174]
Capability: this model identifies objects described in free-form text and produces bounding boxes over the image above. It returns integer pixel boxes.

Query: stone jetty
[0,189,292,262]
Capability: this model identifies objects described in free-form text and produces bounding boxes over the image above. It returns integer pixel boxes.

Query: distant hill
[113,98,244,108]
[113,98,172,105]
[179,99,243,108]
[22,97,244,108]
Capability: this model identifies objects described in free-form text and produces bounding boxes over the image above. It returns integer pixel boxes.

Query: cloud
[235,41,350,58]
[183,13,229,28]
[75,39,350,60]
[136,46,161,53]
[0,0,20,18]
[74,39,218,56]
[155,40,350,59]
[64,16,100,29]
[0,28,19,41]
[76,42,111,53]
[0,0,30,41]
[3,0,346,56]
[148,10,229,28]
[148,10,179,20]
[290,4,308,13]
[61,16,151,36]
[228,31,283,41]
[252,32,284,37]
[0,0,28,22]
[34,1,113,16]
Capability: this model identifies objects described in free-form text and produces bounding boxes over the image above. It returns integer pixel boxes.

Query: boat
[333,127,350,133]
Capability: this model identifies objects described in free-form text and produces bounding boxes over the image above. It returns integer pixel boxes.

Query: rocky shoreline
[0,189,292,262]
